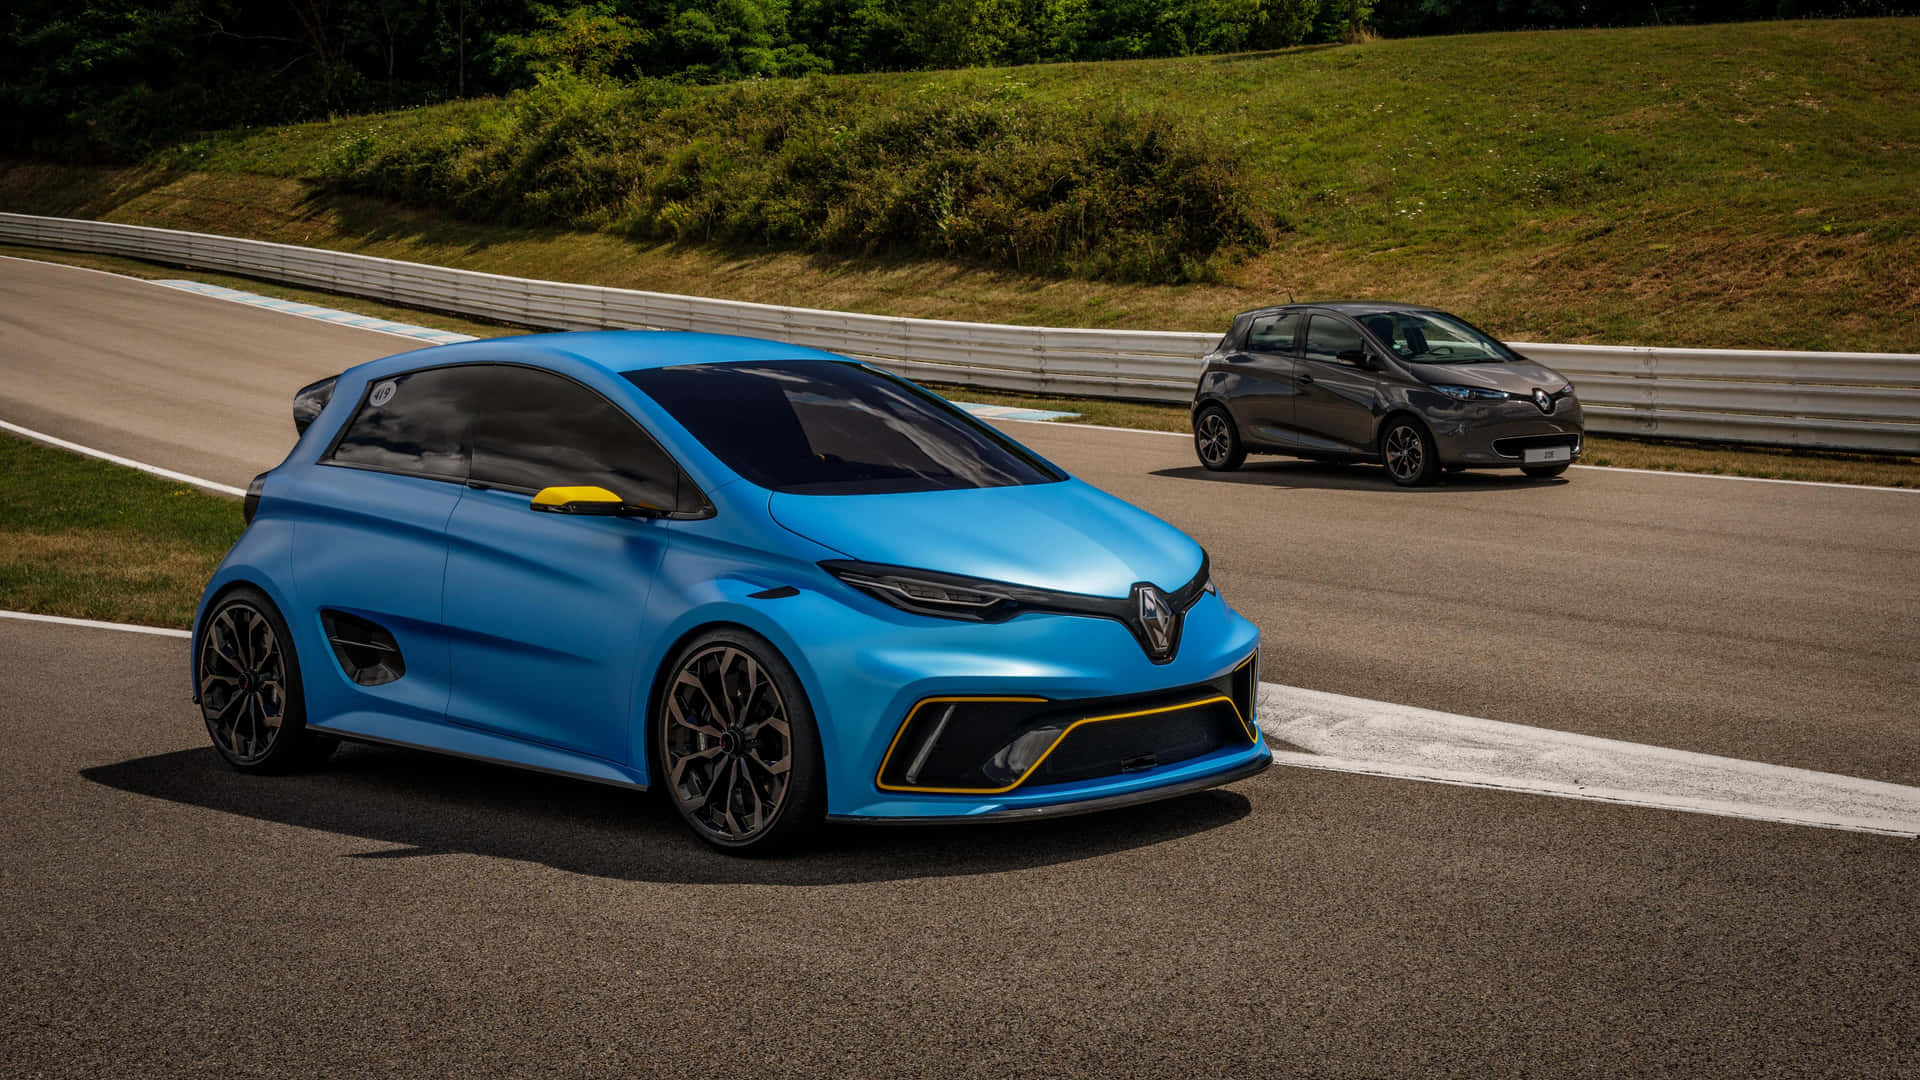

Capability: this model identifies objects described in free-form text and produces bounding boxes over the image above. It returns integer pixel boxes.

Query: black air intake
[321,610,405,686]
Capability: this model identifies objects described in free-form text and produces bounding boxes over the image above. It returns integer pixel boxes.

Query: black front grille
[877,654,1259,793]
[1029,699,1247,785]
[1492,433,1582,459]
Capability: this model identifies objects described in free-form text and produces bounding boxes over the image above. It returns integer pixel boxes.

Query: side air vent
[321,610,406,686]
[292,375,338,435]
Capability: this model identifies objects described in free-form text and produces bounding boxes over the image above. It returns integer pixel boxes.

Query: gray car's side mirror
[1337,348,1370,368]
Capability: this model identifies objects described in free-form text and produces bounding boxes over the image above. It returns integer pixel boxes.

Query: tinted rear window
[326,367,470,479]
[625,361,1063,495]
[324,363,684,510]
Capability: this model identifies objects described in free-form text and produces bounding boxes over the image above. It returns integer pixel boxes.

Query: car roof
[406,330,853,375]
[1234,301,1442,319]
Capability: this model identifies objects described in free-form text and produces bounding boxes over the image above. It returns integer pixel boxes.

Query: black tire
[1380,418,1440,487]
[655,628,825,854]
[195,586,334,774]
[1193,405,1246,471]
[1522,463,1571,479]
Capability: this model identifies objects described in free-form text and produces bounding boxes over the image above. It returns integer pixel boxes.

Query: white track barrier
[4,212,1914,454]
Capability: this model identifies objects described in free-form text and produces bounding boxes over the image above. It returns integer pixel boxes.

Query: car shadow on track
[81,741,1254,886]
[1154,461,1566,493]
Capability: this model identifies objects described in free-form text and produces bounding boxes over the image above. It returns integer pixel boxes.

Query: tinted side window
[327,367,471,480]
[465,367,679,510]
[1246,313,1298,354]
[1303,316,1366,366]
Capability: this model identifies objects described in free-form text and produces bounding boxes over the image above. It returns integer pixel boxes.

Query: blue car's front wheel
[196,586,335,774]
[656,629,824,853]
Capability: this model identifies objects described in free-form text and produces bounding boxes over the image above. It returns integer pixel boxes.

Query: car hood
[1407,361,1568,394]
[768,480,1203,598]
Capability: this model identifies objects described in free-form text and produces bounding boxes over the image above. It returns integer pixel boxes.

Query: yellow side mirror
[529,485,664,518]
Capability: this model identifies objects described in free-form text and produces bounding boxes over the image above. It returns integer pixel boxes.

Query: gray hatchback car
[1190,302,1584,486]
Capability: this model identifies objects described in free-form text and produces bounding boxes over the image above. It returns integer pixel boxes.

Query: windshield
[625,360,1064,495]
[1357,311,1518,365]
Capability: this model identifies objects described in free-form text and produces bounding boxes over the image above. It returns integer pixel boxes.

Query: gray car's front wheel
[1194,405,1246,472]
[1381,418,1440,487]
[657,629,825,854]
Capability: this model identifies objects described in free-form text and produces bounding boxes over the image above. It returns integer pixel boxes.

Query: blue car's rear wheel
[657,629,824,853]
[196,586,334,773]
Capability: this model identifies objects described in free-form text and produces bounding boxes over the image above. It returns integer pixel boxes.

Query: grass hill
[2,18,1916,352]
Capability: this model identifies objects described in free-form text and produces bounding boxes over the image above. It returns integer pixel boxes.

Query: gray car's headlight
[1432,384,1512,401]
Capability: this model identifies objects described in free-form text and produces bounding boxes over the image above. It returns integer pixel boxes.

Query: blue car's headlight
[1432,384,1512,401]
[823,561,1021,622]
[820,557,1214,641]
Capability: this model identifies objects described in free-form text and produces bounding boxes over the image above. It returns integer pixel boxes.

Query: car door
[1221,310,1305,448]
[1293,314,1385,455]
[288,366,472,728]
[440,364,684,764]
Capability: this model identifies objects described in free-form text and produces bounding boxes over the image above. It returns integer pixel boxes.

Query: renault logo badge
[1532,388,1555,414]
[1131,583,1179,662]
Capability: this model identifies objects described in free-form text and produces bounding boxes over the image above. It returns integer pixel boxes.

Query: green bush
[317,74,1274,282]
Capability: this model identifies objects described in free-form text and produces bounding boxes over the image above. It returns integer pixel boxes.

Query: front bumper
[1423,398,1586,467]
[828,750,1271,824]
[800,589,1267,821]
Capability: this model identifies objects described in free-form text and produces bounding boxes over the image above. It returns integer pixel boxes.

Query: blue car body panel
[192,331,1268,823]
[767,480,1202,596]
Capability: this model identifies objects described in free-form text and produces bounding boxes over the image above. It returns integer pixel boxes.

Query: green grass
[0,434,244,627]
[5,18,1917,351]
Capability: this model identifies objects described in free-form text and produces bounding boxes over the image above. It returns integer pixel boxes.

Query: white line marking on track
[0,253,467,348]
[149,279,477,346]
[0,420,245,496]
[0,610,190,638]
[1566,463,1915,493]
[1257,683,1920,838]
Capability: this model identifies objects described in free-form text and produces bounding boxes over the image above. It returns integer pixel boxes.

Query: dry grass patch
[0,531,224,628]
[0,434,243,628]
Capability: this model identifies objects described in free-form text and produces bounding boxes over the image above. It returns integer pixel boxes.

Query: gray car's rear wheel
[1194,405,1246,472]
[657,629,824,854]
[197,586,333,773]
[1381,418,1440,487]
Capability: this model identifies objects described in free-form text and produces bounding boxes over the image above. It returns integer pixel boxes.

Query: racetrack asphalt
[4,256,1919,1076]
[3,619,1916,1078]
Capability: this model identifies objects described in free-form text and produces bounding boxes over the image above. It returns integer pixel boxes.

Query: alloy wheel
[198,602,288,765]
[1385,425,1426,483]
[662,645,795,844]
[1196,413,1231,466]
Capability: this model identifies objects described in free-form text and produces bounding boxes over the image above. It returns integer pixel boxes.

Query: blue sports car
[191,332,1269,851]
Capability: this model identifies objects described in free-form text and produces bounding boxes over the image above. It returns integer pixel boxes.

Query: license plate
[1525,446,1571,464]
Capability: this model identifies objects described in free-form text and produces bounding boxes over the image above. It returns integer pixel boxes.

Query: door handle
[1297,371,1314,384]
